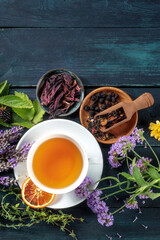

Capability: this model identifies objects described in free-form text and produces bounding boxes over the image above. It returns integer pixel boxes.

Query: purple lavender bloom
[0,142,32,172]
[108,134,137,168]
[138,195,149,199]
[75,176,93,198]
[108,128,145,168]
[125,196,138,210]
[108,155,122,168]
[87,190,102,213]
[0,126,23,143]
[131,128,144,144]
[0,176,17,186]
[129,157,152,175]
[139,190,152,199]
[105,214,114,227]
[75,177,114,227]
[0,140,10,155]
[87,190,113,226]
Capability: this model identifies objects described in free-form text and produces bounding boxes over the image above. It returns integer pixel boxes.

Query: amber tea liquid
[32,138,83,189]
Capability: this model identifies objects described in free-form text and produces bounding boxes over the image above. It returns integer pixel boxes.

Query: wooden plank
[0,0,160,28]
[0,207,159,240]
[1,28,160,86]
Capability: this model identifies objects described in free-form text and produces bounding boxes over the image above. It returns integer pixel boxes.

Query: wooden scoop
[95,93,154,133]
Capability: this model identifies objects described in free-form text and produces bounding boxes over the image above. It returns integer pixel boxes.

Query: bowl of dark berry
[79,87,138,144]
[36,69,84,118]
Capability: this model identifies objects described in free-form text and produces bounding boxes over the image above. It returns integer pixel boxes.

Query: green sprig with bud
[0,187,83,240]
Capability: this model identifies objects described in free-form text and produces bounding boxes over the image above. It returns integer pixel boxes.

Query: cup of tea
[27,134,89,194]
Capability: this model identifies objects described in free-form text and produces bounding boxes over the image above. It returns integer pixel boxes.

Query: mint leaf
[0,81,7,96]
[12,112,34,128]
[12,107,35,121]
[0,95,33,109]
[0,83,10,97]
[146,192,160,200]
[14,91,33,107]
[133,166,147,187]
[148,167,160,180]
[12,121,34,128]
[32,99,45,124]
[120,172,135,182]
[12,92,35,120]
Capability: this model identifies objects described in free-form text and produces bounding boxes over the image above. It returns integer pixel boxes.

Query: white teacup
[27,134,89,194]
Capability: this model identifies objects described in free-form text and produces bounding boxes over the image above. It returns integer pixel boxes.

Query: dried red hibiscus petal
[40,72,81,118]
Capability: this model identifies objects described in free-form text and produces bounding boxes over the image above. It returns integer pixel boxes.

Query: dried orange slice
[21,177,55,209]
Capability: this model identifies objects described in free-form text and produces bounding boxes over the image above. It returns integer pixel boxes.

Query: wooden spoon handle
[133,93,154,111]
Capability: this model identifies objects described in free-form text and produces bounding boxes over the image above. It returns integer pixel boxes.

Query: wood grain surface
[1,0,160,239]
[1,28,160,86]
[0,0,160,27]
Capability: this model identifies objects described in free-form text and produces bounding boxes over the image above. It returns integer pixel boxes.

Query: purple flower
[0,126,23,144]
[108,128,144,168]
[0,142,33,172]
[75,177,114,227]
[125,195,138,209]
[131,128,144,144]
[0,176,17,186]
[129,157,152,175]
[105,214,114,227]
[75,176,93,198]
[0,140,10,155]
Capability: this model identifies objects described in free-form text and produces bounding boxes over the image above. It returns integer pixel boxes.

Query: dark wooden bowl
[79,87,138,144]
[36,69,84,117]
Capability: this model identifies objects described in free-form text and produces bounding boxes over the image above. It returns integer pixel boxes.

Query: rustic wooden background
[0,0,160,239]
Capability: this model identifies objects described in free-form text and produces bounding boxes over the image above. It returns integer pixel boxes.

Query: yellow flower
[149,120,160,141]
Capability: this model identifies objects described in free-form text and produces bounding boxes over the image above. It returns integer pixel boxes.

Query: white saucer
[14,119,103,209]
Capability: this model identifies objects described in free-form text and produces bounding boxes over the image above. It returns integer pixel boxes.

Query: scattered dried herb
[97,107,126,131]
[84,91,119,141]
[40,72,81,118]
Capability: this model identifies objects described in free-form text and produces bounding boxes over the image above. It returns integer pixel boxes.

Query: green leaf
[133,166,147,187]
[0,81,10,97]
[12,107,35,121]
[148,167,160,180]
[15,203,20,208]
[0,117,12,127]
[120,172,135,181]
[0,95,32,109]
[132,157,136,168]
[32,99,45,124]
[12,112,34,128]
[12,92,35,120]
[0,81,7,96]
[14,91,33,107]
[146,192,160,200]
[12,121,34,129]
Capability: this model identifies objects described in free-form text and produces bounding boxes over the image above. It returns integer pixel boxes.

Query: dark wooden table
[1,1,160,239]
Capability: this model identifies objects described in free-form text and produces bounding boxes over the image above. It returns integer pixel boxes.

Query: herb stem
[111,203,127,215]
[131,149,158,170]
[100,186,136,201]
[144,137,160,170]
[98,181,128,191]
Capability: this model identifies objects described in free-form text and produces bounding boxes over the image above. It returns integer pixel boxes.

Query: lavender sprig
[0,176,17,186]
[75,177,114,227]
[0,127,32,186]
[108,128,144,168]
[0,142,32,172]
[0,126,23,144]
